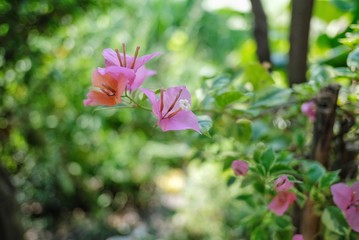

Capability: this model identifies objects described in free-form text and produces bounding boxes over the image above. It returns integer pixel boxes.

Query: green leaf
[347,47,359,72]
[242,62,274,91]
[261,148,276,172]
[197,115,212,137]
[322,206,348,235]
[251,87,292,108]
[236,119,252,142]
[227,175,236,186]
[210,75,231,92]
[251,226,269,240]
[302,161,326,185]
[236,194,256,208]
[215,91,242,108]
[318,171,340,189]
[269,163,295,176]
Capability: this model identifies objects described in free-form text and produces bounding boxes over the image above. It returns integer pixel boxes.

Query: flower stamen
[179,99,191,111]
[115,49,123,67]
[131,46,140,69]
[101,83,116,96]
[122,43,127,67]
[160,89,164,113]
[162,89,183,119]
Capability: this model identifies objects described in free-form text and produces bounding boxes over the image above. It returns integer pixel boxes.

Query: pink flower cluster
[84,44,160,106]
[268,176,297,216]
[331,182,359,232]
[301,101,316,121]
[84,44,200,133]
[231,160,249,177]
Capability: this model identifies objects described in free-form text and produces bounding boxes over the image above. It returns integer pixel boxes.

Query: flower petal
[102,48,120,67]
[275,175,293,192]
[140,88,160,118]
[231,160,249,176]
[132,52,161,71]
[268,191,296,216]
[292,234,304,240]
[331,183,352,211]
[158,110,201,133]
[83,90,117,106]
[162,86,191,116]
[351,182,359,203]
[345,206,359,233]
[128,66,156,91]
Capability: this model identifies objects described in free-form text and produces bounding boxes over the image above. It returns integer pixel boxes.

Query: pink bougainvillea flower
[268,191,297,216]
[292,234,304,240]
[231,160,249,176]
[301,101,316,121]
[275,175,293,192]
[84,66,135,106]
[102,44,160,92]
[141,86,201,133]
[331,182,359,232]
[269,176,296,215]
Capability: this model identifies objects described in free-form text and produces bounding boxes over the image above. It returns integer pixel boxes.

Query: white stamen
[179,99,191,111]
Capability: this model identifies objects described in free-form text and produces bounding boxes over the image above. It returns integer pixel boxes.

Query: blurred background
[0,0,358,239]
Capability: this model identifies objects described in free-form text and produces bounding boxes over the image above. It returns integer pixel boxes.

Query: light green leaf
[322,206,348,235]
[215,91,243,108]
[242,62,274,91]
[197,115,213,137]
[252,87,292,108]
[347,47,359,72]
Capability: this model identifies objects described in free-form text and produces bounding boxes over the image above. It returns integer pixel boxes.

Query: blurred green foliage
[0,0,358,239]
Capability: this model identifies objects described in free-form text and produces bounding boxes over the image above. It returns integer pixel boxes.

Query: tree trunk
[301,84,340,240]
[250,0,271,70]
[0,163,24,240]
[288,0,315,86]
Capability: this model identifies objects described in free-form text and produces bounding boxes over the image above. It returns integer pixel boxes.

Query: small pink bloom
[231,160,249,176]
[275,176,293,192]
[84,67,134,106]
[292,234,304,240]
[301,101,316,121]
[268,191,297,216]
[331,182,359,232]
[102,44,160,91]
[141,86,201,133]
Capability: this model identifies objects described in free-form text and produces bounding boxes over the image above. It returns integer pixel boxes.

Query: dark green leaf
[318,171,340,189]
[302,161,326,185]
[236,119,252,142]
[261,148,276,172]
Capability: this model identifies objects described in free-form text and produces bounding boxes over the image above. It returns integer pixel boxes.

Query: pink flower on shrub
[141,86,201,133]
[331,182,359,232]
[301,101,316,121]
[231,160,249,176]
[292,234,304,240]
[84,67,135,106]
[102,44,160,91]
[275,175,293,192]
[268,176,296,216]
[268,191,297,216]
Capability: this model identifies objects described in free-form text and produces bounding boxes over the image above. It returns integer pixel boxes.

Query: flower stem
[123,88,151,111]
